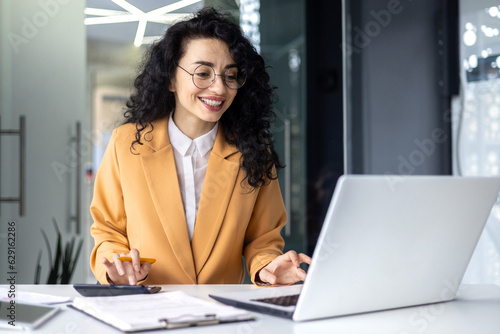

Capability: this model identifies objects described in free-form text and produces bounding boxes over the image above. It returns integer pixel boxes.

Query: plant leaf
[68,239,84,283]
[40,228,53,267]
[47,223,62,284]
[52,217,60,235]
[60,239,74,284]
[34,250,42,284]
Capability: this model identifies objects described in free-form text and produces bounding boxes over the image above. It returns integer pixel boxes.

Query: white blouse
[168,116,218,241]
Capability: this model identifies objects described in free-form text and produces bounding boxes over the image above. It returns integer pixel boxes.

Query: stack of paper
[71,290,253,331]
[0,288,70,304]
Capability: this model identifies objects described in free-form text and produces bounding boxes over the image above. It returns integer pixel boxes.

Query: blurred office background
[0,0,499,285]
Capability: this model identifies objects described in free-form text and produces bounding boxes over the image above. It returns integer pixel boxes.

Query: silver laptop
[210,175,500,321]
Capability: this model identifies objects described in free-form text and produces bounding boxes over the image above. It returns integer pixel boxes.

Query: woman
[90,8,310,286]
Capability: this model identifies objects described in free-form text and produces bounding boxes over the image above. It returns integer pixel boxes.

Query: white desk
[3,284,500,333]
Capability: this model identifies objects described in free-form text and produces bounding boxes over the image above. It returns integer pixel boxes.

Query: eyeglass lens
[192,65,246,89]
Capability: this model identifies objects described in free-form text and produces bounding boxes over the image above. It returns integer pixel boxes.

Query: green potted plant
[35,217,83,284]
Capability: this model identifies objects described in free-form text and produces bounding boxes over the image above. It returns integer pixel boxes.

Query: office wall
[0,0,87,284]
[345,0,457,175]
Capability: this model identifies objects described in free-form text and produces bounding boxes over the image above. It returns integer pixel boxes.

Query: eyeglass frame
[176,64,246,90]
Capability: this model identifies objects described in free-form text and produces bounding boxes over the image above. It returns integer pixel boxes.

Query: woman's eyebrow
[193,60,238,69]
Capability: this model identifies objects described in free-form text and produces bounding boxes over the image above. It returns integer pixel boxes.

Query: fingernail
[118,269,124,275]
[135,265,140,271]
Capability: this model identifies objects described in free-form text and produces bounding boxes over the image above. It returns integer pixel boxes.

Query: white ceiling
[85,0,204,45]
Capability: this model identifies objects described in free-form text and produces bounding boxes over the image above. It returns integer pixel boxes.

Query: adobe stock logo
[7,0,72,54]
[341,0,405,56]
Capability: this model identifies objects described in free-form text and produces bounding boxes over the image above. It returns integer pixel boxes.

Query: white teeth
[200,98,223,107]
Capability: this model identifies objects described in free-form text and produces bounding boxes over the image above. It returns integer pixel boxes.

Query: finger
[140,262,152,277]
[102,257,116,274]
[113,254,125,276]
[136,263,151,282]
[122,261,137,285]
[103,257,122,283]
[101,257,112,267]
[259,268,277,285]
[295,268,307,282]
[286,250,300,267]
[298,253,312,265]
[129,249,141,272]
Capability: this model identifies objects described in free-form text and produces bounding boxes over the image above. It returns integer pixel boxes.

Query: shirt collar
[194,122,218,157]
[168,115,218,157]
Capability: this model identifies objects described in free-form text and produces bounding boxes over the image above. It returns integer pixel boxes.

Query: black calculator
[73,284,161,297]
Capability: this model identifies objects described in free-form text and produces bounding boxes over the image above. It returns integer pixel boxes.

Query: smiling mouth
[200,97,223,107]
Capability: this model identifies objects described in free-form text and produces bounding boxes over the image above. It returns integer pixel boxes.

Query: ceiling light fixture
[85,0,202,47]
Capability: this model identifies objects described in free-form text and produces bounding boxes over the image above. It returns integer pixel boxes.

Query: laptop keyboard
[251,294,300,307]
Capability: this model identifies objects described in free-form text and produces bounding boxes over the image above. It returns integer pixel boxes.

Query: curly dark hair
[123,7,283,189]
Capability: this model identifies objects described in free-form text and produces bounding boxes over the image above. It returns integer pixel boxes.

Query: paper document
[71,290,253,332]
[0,288,70,304]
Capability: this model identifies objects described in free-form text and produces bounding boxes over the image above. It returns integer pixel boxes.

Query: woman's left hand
[258,250,312,285]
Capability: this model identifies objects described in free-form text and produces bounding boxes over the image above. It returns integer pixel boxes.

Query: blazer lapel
[141,117,196,283]
[191,128,240,275]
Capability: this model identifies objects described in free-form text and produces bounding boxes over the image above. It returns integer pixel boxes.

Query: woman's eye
[225,70,238,81]
[195,72,211,79]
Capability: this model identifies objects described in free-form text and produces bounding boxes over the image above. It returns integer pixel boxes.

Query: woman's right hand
[101,248,151,285]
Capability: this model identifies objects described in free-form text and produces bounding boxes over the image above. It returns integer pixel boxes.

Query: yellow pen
[118,257,156,264]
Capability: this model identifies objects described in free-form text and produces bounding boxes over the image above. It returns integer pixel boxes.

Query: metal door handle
[70,121,82,234]
[0,116,26,216]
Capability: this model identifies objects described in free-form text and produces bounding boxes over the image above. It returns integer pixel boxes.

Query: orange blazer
[90,116,286,285]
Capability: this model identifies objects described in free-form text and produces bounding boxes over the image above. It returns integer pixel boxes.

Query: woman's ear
[167,73,177,92]
[168,81,176,92]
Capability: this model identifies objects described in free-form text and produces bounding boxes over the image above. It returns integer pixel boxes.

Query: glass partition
[456,0,500,285]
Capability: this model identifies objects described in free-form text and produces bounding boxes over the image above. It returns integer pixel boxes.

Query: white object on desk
[0,288,70,305]
[0,301,60,330]
[71,290,253,331]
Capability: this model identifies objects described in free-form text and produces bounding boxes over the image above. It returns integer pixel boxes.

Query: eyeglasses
[177,64,246,90]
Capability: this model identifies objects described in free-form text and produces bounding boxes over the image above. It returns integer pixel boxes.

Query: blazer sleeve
[243,176,287,284]
[89,129,131,284]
